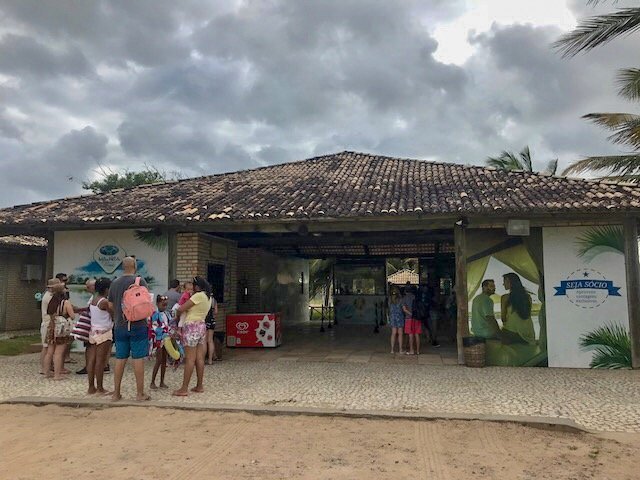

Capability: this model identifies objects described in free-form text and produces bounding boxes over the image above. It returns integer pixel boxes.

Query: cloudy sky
[0,0,638,207]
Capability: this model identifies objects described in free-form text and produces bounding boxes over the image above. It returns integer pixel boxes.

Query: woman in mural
[86,278,113,395]
[173,276,212,396]
[388,286,405,354]
[44,283,76,380]
[500,273,536,345]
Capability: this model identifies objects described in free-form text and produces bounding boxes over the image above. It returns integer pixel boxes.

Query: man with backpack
[108,256,153,402]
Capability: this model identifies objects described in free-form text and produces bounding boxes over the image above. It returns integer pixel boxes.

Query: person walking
[163,279,182,311]
[173,276,211,396]
[108,257,151,402]
[86,278,113,395]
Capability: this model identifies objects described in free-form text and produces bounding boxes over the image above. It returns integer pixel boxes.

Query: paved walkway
[1,351,638,433]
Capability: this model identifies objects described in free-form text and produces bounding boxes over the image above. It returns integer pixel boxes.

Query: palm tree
[486,146,558,175]
[580,322,631,369]
[555,2,640,181]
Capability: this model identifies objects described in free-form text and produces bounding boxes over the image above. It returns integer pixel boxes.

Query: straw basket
[463,337,486,368]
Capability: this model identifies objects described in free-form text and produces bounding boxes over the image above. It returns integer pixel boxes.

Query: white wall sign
[543,226,629,368]
[54,229,169,307]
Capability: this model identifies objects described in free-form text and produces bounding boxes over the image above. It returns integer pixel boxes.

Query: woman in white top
[86,278,113,395]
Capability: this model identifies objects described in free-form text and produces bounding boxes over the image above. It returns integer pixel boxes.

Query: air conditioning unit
[21,264,43,281]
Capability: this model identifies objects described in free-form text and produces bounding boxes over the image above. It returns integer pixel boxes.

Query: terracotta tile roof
[0,235,47,248]
[1,151,640,229]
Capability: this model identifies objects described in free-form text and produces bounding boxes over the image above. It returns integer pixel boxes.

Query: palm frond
[487,151,522,171]
[310,259,335,299]
[617,68,640,101]
[583,112,639,129]
[553,8,640,57]
[519,146,533,172]
[579,322,631,369]
[544,158,558,176]
[134,229,168,251]
[561,154,640,176]
[583,112,640,149]
[575,225,624,258]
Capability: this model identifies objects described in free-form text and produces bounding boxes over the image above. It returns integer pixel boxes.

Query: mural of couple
[467,229,546,367]
[467,226,631,369]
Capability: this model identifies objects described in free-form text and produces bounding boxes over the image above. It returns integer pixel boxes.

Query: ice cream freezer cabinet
[226,313,282,347]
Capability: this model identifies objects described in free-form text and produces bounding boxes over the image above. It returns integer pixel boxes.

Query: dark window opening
[207,263,225,303]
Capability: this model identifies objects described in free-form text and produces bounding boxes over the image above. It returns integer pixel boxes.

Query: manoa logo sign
[94,241,126,274]
[553,268,621,309]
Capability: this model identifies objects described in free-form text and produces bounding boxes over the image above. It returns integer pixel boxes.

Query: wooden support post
[45,230,54,280]
[454,223,469,365]
[623,218,640,369]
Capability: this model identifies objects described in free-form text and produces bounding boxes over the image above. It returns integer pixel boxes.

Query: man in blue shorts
[108,256,150,402]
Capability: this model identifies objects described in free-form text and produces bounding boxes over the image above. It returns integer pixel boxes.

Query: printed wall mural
[54,229,169,307]
[543,226,630,368]
[466,229,547,367]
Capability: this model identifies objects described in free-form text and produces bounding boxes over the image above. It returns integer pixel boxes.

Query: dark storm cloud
[0,0,637,207]
[0,34,94,78]
[0,126,108,202]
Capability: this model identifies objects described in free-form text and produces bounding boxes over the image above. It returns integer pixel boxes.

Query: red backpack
[122,277,155,322]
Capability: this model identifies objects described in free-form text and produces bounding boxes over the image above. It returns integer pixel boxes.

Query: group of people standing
[39,256,219,401]
[388,282,453,355]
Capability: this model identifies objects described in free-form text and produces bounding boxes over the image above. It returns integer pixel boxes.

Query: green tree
[82,167,180,193]
[310,259,335,306]
[555,2,640,181]
[486,146,558,175]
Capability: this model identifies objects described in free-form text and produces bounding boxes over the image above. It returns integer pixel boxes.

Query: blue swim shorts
[114,322,149,360]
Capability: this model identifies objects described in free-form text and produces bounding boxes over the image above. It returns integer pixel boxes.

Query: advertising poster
[543,226,629,368]
[54,229,169,307]
[466,229,547,367]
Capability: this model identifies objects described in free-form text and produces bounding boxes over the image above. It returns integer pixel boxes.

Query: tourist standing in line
[173,276,211,396]
[86,278,113,395]
[76,279,95,375]
[402,284,420,355]
[55,272,77,366]
[40,278,61,375]
[388,286,405,354]
[163,279,182,311]
[150,295,171,390]
[44,283,75,380]
[205,293,218,364]
[108,257,150,402]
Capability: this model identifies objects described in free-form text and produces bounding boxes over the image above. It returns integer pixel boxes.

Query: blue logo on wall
[553,269,621,309]
[99,245,120,256]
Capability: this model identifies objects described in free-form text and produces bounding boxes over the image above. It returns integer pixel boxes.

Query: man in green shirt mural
[471,279,499,339]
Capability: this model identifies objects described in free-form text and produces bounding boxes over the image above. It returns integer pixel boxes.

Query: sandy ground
[0,405,637,480]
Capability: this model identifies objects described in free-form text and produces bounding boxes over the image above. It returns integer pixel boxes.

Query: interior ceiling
[214,230,455,258]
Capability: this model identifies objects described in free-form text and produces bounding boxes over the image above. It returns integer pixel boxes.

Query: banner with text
[542,226,630,368]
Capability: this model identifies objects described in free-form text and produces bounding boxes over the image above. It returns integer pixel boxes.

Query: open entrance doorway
[228,229,459,363]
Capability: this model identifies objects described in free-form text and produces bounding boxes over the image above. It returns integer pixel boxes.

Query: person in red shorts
[402,283,421,355]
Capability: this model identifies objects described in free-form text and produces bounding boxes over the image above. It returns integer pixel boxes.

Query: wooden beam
[454,223,469,365]
[623,218,640,369]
